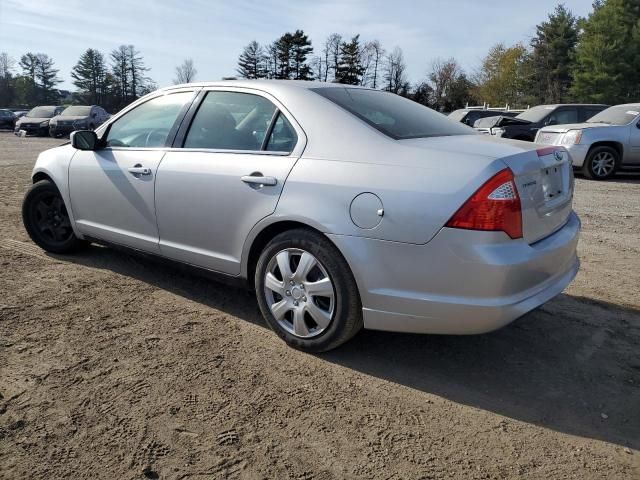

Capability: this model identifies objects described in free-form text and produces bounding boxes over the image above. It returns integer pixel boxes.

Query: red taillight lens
[446,168,523,239]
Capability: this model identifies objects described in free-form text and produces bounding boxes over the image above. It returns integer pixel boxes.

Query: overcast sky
[1,0,593,91]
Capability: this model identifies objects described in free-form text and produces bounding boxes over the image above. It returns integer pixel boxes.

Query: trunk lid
[500,145,574,244]
[401,135,573,244]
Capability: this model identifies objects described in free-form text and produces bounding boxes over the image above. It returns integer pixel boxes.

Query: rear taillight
[446,168,522,239]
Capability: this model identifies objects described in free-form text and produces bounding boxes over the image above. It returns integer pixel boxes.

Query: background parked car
[49,105,110,138]
[13,110,28,119]
[14,106,64,136]
[0,109,16,129]
[448,108,518,126]
[535,103,640,180]
[474,104,608,141]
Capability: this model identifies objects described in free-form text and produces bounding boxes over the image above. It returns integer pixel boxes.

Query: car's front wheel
[582,146,619,180]
[255,229,362,352]
[22,180,87,254]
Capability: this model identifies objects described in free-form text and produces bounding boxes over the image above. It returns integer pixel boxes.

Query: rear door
[155,88,306,275]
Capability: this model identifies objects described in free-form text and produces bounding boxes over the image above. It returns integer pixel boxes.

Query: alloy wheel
[263,248,335,339]
[32,192,74,245]
[591,151,616,177]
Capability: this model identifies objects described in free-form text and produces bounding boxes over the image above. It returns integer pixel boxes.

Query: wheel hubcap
[264,248,335,339]
[33,193,73,245]
[592,152,615,177]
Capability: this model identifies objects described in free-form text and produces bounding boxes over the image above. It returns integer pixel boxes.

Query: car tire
[255,228,362,352]
[582,146,619,180]
[22,180,87,254]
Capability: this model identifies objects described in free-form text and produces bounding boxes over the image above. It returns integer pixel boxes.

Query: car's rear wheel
[255,229,362,352]
[22,180,87,254]
[583,146,618,180]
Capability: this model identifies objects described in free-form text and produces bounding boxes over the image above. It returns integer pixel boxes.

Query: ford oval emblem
[554,150,563,162]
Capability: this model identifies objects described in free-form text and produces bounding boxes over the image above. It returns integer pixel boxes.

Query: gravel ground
[0,131,638,479]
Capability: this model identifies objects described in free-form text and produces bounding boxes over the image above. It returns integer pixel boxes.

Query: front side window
[184,91,277,150]
[312,87,472,139]
[106,91,193,148]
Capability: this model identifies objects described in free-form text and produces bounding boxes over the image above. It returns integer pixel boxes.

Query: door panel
[155,151,297,274]
[628,123,640,164]
[69,149,165,251]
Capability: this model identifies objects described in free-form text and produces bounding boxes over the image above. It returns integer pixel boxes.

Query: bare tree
[322,33,342,82]
[383,47,408,94]
[174,58,197,84]
[360,40,384,87]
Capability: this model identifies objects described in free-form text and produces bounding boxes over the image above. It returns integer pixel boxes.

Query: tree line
[0,0,638,113]
[236,0,640,110]
[0,45,156,112]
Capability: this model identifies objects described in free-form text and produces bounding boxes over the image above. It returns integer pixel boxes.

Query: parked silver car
[21,81,580,351]
[535,104,640,179]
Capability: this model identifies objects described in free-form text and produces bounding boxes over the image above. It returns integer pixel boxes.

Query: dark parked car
[474,104,609,141]
[14,106,65,136]
[448,108,518,126]
[49,105,110,137]
[0,109,16,129]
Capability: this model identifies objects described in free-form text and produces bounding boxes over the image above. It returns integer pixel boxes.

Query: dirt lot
[0,132,638,480]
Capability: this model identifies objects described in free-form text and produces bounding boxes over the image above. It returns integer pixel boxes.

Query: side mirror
[636,122,640,129]
[91,112,97,118]
[546,118,558,126]
[71,130,98,151]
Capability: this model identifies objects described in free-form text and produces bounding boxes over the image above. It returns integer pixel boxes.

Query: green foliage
[475,43,532,108]
[529,4,578,103]
[71,48,110,105]
[237,41,266,79]
[335,35,365,85]
[571,0,640,103]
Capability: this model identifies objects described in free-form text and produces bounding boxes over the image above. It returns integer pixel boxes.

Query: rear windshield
[61,106,91,116]
[312,87,473,139]
[586,105,640,125]
[26,106,57,118]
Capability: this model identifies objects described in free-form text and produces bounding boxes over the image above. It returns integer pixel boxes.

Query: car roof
[534,103,609,108]
[163,79,372,93]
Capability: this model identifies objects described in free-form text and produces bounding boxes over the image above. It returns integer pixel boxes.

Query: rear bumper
[328,211,580,334]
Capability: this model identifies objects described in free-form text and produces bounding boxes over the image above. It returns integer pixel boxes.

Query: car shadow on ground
[576,171,640,183]
[57,244,640,451]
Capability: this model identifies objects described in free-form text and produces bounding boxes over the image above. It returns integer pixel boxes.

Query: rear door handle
[241,175,277,186]
[128,165,151,176]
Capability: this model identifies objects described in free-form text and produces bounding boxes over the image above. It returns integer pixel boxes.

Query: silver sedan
[22,81,580,351]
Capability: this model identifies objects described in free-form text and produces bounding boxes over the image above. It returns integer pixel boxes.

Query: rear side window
[184,91,276,151]
[266,113,297,152]
[312,87,472,139]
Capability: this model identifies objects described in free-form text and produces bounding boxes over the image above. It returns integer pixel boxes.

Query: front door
[68,90,195,252]
[155,89,304,274]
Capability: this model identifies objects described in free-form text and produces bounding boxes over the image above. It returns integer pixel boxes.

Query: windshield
[448,110,468,122]
[312,87,473,139]
[586,105,640,125]
[26,106,57,118]
[61,106,91,117]
[516,105,554,123]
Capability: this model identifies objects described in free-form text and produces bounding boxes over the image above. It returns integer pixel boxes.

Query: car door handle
[128,166,151,176]
[241,175,277,186]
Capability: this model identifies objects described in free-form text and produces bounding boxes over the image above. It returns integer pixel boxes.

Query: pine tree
[290,30,313,80]
[19,53,39,105]
[237,41,265,79]
[571,0,640,103]
[71,49,109,104]
[529,5,578,103]
[336,35,365,85]
[34,53,61,103]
